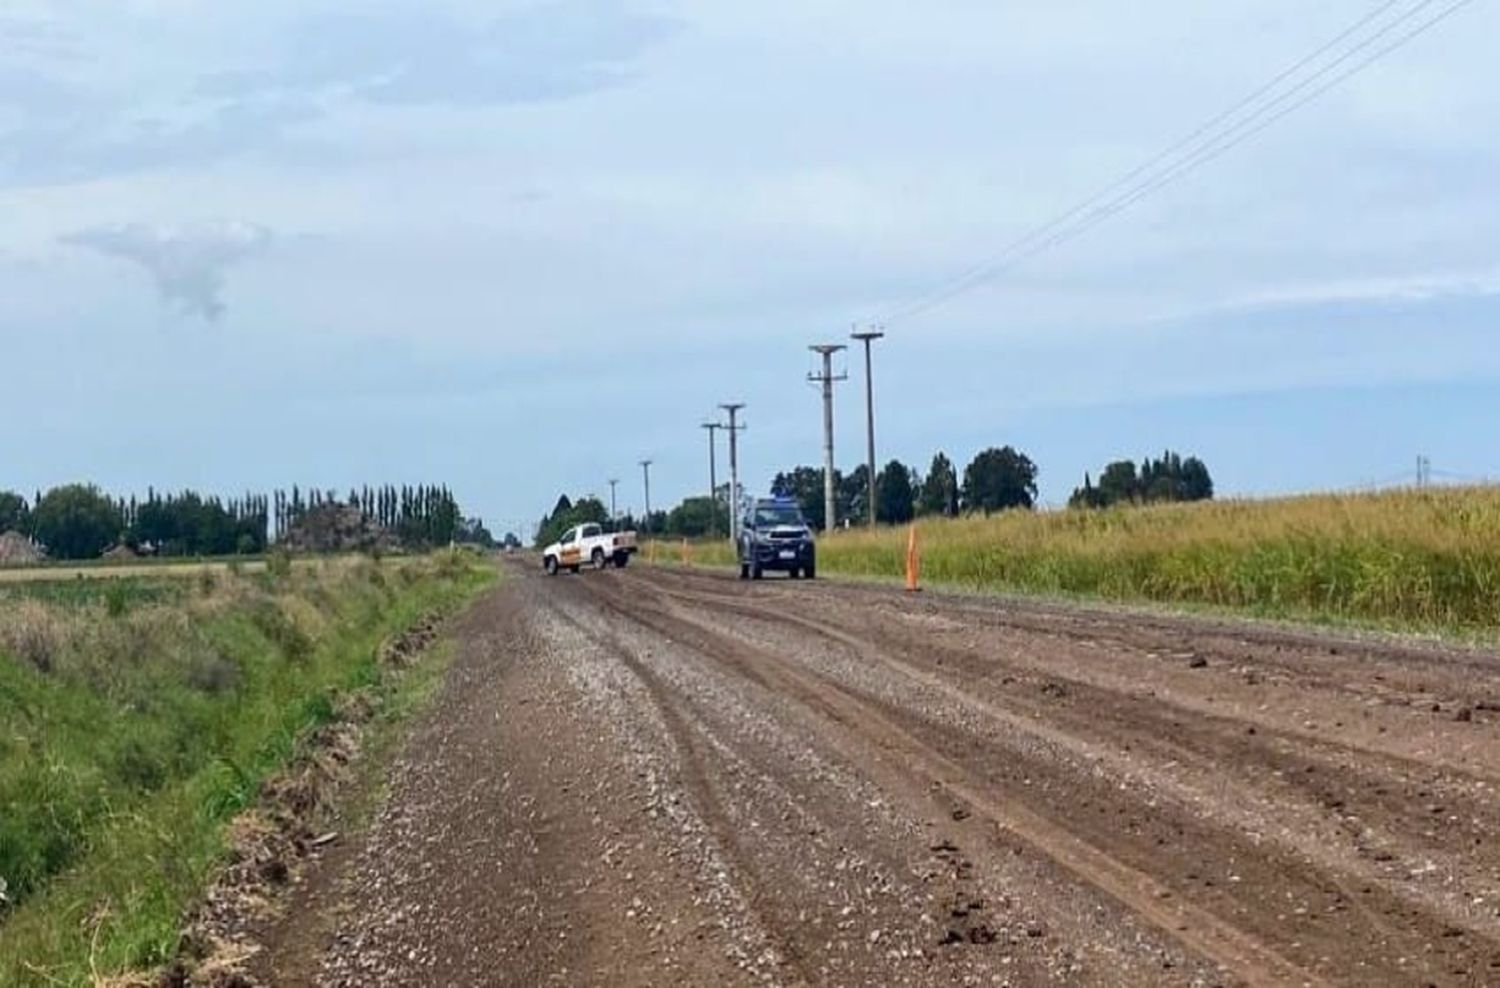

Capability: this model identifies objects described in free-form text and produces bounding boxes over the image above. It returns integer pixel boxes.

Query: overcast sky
[3,0,1497,534]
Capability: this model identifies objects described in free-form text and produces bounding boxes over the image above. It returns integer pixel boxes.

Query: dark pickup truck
[738,497,816,580]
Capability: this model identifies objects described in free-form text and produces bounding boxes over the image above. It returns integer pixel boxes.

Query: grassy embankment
[0,552,493,985]
[673,486,1500,632]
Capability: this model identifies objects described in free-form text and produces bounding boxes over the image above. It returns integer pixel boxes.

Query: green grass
[0,551,494,986]
[0,576,186,609]
[672,486,1500,633]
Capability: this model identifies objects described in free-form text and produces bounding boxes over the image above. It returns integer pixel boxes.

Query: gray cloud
[63,222,271,321]
[199,1,680,107]
[1,2,679,188]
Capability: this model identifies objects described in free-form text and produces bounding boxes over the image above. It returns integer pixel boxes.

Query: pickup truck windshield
[753,505,804,528]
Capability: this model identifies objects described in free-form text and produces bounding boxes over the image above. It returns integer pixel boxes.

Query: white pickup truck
[542,523,638,575]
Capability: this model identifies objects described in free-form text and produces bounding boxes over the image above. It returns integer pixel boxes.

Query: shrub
[104,582,131,618]
[265,549,293,580]
[0,601,64,673]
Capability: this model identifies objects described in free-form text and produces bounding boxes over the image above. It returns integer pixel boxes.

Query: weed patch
[0,554,494,986]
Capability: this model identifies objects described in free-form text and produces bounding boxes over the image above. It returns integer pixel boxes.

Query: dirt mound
[278,505,400,554]
[0,531,43,565]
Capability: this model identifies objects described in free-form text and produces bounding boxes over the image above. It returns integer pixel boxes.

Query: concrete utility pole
[808,344,848,532]
[608,479,619,526]
[719,403,745,545]
[639,460,653,533]
[851,327,885,527]
[701,422,722,538]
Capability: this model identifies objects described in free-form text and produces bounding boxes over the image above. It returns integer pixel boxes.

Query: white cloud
[62,221,271,321]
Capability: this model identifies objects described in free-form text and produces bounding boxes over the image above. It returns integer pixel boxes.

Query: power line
[880,0,1414,323]
[878,0,1477,325]
[1015,0,1477,267]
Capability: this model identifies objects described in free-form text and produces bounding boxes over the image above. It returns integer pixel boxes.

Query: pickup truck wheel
[739,563,750,581]
[789,568,801,580]
[751,564,764,581]
[592,548,608,570]
[614,551,630,568]
[805,563,816,580]
[544,556,558,575]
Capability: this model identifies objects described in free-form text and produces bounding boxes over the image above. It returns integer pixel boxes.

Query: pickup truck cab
[738,497,816,580]
[543,523,637,575]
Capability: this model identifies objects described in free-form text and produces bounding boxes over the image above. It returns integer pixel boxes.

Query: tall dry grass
[680,487,1500,630]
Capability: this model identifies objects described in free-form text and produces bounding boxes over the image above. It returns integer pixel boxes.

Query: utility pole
[608,478,619,527]
[1417,455,1431,489]
[720,403,745,545]
[808,344,848,533]
[851,327,884,527]
[701,422,722,538]
[640,460,653,534]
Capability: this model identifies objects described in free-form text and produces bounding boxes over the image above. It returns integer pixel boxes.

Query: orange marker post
[905,524,921,593]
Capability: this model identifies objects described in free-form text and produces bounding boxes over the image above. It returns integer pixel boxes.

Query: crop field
[0,553,435,586]
[0,552,494,986]
[676,485,1500,632]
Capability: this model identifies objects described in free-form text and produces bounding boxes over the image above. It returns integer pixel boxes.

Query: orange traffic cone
[905,524,921,593]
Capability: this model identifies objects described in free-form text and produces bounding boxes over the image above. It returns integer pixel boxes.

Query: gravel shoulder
[260,559,1500,986]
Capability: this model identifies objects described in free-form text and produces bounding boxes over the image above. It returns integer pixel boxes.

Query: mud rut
[261,561,1500,987]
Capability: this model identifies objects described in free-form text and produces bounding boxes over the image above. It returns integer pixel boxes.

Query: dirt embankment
[257,562,1500,986]
[0,531,43,565]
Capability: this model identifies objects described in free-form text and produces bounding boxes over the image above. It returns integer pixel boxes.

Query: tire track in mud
[660,580,1500,935]
[586,566,1500,985]
[580,574,1316,986]
[534,589,813,985]
[540,576,1088,986]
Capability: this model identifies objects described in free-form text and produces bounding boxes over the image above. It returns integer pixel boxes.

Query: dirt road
[259,561,1500,986]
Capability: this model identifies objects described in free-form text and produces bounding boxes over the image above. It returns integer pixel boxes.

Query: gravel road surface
[259,560,1500,986]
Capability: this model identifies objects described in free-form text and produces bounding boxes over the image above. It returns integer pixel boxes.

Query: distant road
[259,559,1500,986]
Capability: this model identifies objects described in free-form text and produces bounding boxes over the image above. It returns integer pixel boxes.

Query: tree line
[0,482,481,561]
[529,446,1215,542]
[1068,451,1214,509]
[272,484,466,548]
[772,446,1040,529]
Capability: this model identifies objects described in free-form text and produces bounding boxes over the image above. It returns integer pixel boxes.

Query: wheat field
[671,486,1500,630]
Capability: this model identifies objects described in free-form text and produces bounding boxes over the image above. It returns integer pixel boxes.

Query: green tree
[666,496,729,537]
[960,447,1038,513]
[918,452,959,517]
[1068,473,1104,509]
[1097,460,1138,505]
[875,460,916,524]
[839,465,870,526]
[456,517,495,547]
[1069,452,1214,509]
[1180,456,1214,501]
[32,484,123,560]
[0,490,30,534]
[771,466,833,530]
[535,494,610,547]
